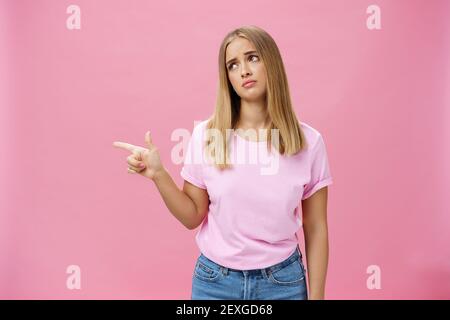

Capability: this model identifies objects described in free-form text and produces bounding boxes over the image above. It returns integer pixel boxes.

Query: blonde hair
[204,25,308,170]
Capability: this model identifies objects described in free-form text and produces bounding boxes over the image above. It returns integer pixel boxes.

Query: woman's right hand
[112,131,165,180]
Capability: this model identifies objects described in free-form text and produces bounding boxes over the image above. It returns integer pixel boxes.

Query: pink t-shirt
[180,119,333,270]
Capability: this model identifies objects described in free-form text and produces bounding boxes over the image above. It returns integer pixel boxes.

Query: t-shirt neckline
[234,131,269,144]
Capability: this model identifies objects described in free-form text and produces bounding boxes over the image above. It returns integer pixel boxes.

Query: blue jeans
[191,246,308,300]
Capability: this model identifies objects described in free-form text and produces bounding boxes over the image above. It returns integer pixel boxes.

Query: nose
[241,63,251,78]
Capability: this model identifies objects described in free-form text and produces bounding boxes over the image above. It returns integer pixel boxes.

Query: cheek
[256,65,266,78]
[257,71,267,86]
[229,75,240,89]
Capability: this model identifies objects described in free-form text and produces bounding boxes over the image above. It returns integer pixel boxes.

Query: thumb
[145,130,153,149]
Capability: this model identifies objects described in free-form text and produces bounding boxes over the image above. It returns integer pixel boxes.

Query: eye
[228,62,237,71]
[249,54,259,62]
[227,55,259,71]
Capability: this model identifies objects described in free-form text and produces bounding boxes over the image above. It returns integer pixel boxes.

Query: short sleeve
[301,134,333,200]
[180,123,207,189]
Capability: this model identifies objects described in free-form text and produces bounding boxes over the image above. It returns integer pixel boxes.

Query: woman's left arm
[301,186,329,300]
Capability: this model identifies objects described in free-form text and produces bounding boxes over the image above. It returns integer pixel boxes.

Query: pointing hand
[113,131,164,180]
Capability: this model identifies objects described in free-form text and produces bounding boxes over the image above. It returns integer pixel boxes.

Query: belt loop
[297,245,302,258]
[222,267,229,276]
[261,267,270,279]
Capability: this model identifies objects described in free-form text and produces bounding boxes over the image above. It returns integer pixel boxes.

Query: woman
[113,25,333,300]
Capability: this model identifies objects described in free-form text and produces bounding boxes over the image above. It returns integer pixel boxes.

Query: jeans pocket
[267,260,305,286]
[194,257,223,282]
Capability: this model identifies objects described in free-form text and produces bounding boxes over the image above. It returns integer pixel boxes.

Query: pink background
[1,0,449,299]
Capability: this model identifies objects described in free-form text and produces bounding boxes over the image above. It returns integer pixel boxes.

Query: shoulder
[189,118,211,144]
[299,121,323,151]
[192,118,210,134]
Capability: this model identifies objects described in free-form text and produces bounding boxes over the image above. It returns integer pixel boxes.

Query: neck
[236,99,270,130]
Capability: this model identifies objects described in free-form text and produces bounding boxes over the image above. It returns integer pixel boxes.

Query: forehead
[225,37,256,59]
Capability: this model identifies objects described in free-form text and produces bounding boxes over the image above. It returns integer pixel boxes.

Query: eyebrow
[226,50,258,65]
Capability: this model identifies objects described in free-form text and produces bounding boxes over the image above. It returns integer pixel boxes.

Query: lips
[242,80,256,87]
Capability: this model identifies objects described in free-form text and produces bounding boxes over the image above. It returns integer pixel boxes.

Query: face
[225,37,267,102]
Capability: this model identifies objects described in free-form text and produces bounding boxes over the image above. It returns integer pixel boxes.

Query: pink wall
[1,0,449,299]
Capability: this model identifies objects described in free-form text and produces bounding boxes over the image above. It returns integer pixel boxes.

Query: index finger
[112,141,137,152]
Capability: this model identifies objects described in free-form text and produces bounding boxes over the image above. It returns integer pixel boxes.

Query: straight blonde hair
[204,25,308,170]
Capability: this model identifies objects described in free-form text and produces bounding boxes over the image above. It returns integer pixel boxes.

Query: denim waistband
[198,245,302,276]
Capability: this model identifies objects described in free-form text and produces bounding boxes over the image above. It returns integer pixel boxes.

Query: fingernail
[140,163,145,168]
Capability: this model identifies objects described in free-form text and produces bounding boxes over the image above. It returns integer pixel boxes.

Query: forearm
[151,167,199,229]
[303,223,329,300]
